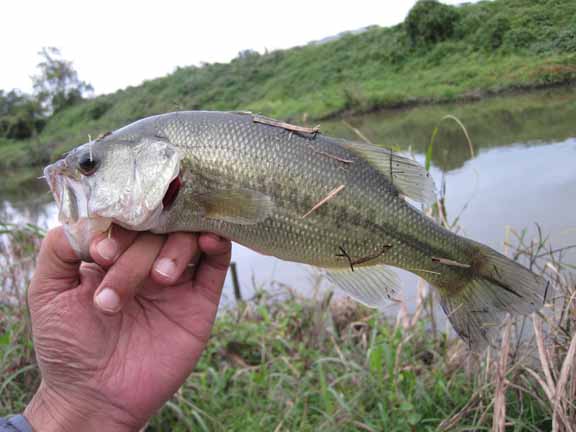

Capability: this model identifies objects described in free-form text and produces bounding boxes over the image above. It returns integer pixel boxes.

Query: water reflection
[323,87,576,172]
[0,195,55,227]
[1,88,575,307]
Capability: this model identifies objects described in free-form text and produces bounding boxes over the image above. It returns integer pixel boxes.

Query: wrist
[24,381,139,432]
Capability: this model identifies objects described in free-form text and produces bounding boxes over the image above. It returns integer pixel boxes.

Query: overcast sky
[1,0,468,96]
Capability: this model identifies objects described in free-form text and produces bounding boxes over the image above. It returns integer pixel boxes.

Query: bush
[505,28,537,50]
[0,90,44,140]
[405,0,460,46]
[425,41,464,66]
[380,32,410,65]
[85,98,112,120]
[554,25,576,53]
[453,6,490,40]
[475,15,511,50]
[530,24,576,54]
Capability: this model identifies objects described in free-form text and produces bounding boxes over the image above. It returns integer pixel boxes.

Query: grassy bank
[1,0,576,169]
[1,221,575,431]
[2,85,575,196]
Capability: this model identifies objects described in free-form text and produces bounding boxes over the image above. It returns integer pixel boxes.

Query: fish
[43,111,548,350]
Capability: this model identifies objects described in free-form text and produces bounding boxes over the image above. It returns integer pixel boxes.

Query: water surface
[2,87,575,307]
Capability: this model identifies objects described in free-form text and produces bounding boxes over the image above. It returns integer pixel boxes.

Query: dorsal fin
[341,141,436,205]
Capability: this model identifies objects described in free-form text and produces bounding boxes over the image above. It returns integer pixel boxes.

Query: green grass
[1,222,574,431]
[2,0,576,169]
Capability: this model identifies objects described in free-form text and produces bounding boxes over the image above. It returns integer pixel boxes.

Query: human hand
[23,226,231,432]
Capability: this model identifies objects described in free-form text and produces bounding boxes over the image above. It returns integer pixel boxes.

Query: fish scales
[156,112,473,284]
[43,110,548,350]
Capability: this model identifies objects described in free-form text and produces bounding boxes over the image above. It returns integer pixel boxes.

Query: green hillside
[1,0,576,168]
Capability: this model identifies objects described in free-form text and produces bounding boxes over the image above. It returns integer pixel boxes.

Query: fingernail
[95,288,121,313]
[96,238,117,261]
[154,257,176,279]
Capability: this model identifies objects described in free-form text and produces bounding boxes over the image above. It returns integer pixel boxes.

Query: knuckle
[44,227,63,244]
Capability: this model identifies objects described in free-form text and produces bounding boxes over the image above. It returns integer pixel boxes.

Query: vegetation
[1,0,576,169]
[1,153,575,429]
[2,2,574,428]
[0,48,92,143]
[0,47,92,169]
[31,47,93,116]
[406,0,460,46]
[1,220,575,430]
[0,90,44,141]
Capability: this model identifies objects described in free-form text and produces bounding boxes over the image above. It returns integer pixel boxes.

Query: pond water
[1,87,575,310]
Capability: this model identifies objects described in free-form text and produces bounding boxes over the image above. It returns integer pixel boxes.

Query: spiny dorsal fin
[341,141,436,205]
[194,189,274,225]
[325,264,401,309]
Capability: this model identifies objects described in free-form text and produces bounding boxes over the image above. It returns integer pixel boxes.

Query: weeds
[0,224,42,415]
[0,218,574,430]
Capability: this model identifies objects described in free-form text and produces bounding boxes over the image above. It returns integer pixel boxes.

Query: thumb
[29,226,82,309]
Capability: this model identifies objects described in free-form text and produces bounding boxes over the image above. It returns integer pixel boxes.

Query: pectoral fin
[195,189,274,225]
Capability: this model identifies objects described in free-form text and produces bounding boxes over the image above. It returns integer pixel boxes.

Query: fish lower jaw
[64,217,113,261]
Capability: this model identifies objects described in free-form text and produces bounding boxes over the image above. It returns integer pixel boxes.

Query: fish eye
[77,152,99,176]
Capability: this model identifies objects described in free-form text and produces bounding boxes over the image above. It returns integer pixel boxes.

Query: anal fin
[325,265,401,309]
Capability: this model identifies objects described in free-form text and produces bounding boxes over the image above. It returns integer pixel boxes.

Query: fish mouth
[44,160,89,224]
[43,160,66,202]
[44,159,113,260]
[43,148,181,260]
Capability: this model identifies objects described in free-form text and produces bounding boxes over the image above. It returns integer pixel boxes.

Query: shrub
[85,98,112,120]
[554,25,576,53]
[425,41,464,66]
[530,24,576,54]
[475,15,511,50]
[0,91,44,140]
[380,32,411,65]
[454,6,490,40]
[405,0,460,46]
[505,28,537,50]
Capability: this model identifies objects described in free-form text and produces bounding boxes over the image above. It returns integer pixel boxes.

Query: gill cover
[90,138,181,229]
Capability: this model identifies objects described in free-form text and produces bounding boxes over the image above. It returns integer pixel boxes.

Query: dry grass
[0,218,575,430]
[0,222,41,304]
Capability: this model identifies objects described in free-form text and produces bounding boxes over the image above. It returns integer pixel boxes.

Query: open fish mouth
[43,154,182,260]
[44,160,89,224]
[44,160,113,260]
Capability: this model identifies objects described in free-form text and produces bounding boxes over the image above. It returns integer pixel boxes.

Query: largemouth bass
[43,111,547,350]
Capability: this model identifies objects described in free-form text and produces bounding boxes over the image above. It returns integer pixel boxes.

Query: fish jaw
[43,136,183,260]
[63,217,113,261]
[44,160,88,223]
[44,159,113,260]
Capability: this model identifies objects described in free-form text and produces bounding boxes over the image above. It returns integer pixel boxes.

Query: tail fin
[438,244,549,351]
